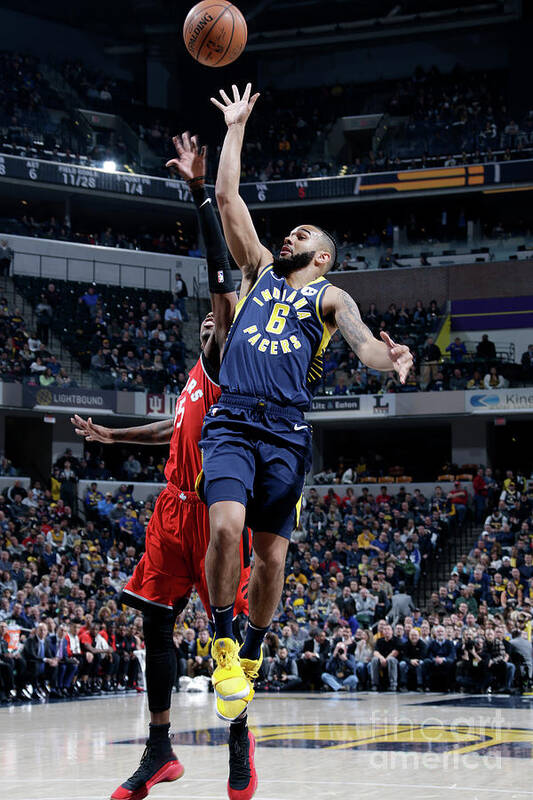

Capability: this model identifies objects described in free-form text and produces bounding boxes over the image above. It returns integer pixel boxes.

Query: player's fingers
[200,145,207,158]
[231,84,240,102]
[380,330,396,349]
[243,82,252,101]
[210,96,225,111]
[249,92,260,109]
[219,88,232,105]
[165,158,179,168]
[182,131,192,151]
[191,134,199,153]
[174,134,185,155]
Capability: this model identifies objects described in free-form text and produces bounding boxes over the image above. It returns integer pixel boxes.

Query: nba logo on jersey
[217,270,224,284]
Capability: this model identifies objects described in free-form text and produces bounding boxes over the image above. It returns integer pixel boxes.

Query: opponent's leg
[227,716,257,800]
[111,607,184,800]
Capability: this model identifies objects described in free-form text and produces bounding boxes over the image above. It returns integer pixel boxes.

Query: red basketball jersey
[164,354,220,492]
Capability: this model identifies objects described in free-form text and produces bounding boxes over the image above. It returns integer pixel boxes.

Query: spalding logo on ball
[183,0,247,67]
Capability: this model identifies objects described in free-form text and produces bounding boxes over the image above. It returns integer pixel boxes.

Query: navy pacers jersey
[219,264,332,410]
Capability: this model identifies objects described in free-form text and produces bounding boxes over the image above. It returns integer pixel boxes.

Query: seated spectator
[188,629,213,677]
[449,368,467,390]
[399,627,427,691]
[484,366,506,389]
[39,367,56,387]
[456,633,490,693]
[298,630,330,690]
[467,370,484,389]
[122,455,141,480]
[23,623,60,700]
[378,248,401,269]
[448,481,468,526]
[321,641,357,692]
[422,625,456,691]
[370,623,399,692]
[268,646,302,691]
[164,303,182,326]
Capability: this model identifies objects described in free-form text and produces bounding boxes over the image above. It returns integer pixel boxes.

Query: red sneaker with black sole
[111,741,184,800]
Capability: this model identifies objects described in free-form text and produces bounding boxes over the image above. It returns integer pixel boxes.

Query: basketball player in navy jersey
[202,82,413,748]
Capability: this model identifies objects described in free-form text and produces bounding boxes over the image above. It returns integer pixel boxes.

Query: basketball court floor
[3,691,532,800]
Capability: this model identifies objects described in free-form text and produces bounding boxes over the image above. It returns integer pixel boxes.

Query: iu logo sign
[146,394,164,416]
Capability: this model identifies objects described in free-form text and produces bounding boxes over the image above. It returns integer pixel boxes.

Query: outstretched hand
[165,131,206,182]
[210,82,260,127]
[380,331,413,384]
[71,414,114,444]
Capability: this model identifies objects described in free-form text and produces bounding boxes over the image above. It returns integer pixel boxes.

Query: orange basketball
[183,1,247,68]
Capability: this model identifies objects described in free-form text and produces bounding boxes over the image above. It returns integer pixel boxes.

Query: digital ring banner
[1,153,532,207]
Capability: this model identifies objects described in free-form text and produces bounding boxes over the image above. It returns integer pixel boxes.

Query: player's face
[200,312,215,348]
[274,225,329,276]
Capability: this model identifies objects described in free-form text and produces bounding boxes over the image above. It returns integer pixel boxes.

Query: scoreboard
[0,153,532,209]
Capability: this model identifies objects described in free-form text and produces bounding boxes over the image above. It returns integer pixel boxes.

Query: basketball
[183,1,247,68]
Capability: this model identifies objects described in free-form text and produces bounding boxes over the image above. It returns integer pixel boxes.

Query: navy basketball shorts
[198,393,312,540]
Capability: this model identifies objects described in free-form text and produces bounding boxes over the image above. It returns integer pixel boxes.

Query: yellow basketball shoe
[240,648,264,685]
[211,638,254,723]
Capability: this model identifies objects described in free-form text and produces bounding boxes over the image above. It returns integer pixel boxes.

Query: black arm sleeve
[191,185,235,294]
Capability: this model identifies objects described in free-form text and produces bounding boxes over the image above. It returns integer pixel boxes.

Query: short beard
[272,250,316,277]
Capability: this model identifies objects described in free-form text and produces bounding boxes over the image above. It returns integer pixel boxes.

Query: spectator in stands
[370,623,399,691]
[446,337,467,364]
[484,366,506,389]
[473,469,488,523]
[420,337,441,389]
[298,630,330,690]
[378,248,401,269]
[521,344,533,384]
[449,368,467,390]
[456,633,489,693]
[122,454,141,480]
[467,370,484,389]
[399,627,426,691]
[321,640,357,692]
[23,622,60,699]
[476,334,497,362]
[268,645,301,691]
[174,273,188,321]
[39,367,55,387]
[0,240,13,277]
[422,625,456,691]
[164,303,182,326]
[35,294,52,346]
[387,582,415,624]
[448,481,468,525]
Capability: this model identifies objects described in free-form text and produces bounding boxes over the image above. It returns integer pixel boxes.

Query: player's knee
[210,517,243,549]
[255,547,286,577]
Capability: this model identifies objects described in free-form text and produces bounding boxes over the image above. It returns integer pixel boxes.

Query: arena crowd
[0,459,531,703]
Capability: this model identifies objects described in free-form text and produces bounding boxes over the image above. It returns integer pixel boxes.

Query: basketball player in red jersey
[72,133,256,800]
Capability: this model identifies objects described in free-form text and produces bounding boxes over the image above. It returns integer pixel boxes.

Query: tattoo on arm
[335,291,374,354]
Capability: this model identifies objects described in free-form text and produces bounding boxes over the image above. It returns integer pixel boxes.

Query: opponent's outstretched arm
[71,415,174,445]
[166,132,236,358]
[211,83,272,292]
[324,286,413,383]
